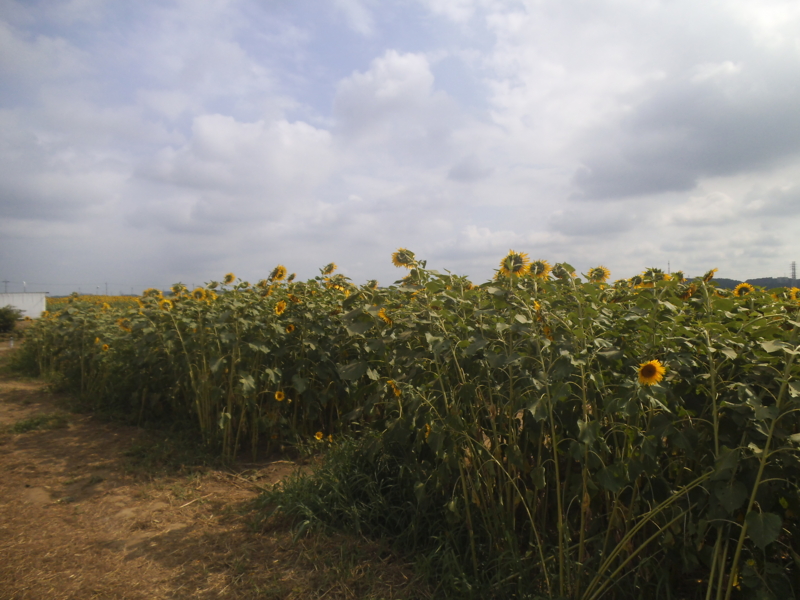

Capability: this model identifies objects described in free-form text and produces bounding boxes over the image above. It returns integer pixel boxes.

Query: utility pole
[2,280,8,293]
[105,282,108,295]
[792,261,797,287]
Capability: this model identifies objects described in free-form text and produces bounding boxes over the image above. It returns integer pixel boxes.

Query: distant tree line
[714,276,796,290]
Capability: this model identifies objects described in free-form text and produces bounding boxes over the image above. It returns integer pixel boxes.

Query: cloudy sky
[2,0,800,294]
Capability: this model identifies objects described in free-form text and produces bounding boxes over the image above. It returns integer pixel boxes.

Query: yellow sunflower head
[366,279,379,290]
[679,283,697,301]
[671,271,685,283]
[529,260,552,279]
[192,288,207,301]
[269,265,287,282]
[142,288,162,299]
[638,360,665,386]
[275,300,287,315]
[702,268,718,283]
[391,248,416,269]
[387,380,402,397]
[101,302,111,311]
[499,250,530,278]
[159,299,173,311]
[321,263,337,276]
[275,391,285,401]
[223,273,236,285]
[733,282,755,298]
[101,344,110,352]
[285,324,295,333]
[378,308,393,326]
[315,431,324,441]
[171,283,187,295]
[587,266,611,284]
[790,287,800,301]
[117,318,132,333]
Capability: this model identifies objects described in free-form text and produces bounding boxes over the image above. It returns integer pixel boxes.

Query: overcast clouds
[2,0,800,294]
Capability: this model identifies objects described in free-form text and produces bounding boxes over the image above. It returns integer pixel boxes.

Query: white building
[0,293,48,318]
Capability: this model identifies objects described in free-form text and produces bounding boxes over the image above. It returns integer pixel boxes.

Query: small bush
[0,305,23,334]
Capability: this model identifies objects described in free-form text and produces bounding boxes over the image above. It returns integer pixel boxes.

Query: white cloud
[333,0,376,36]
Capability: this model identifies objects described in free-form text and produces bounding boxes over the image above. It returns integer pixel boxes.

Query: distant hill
[714,277,796,290]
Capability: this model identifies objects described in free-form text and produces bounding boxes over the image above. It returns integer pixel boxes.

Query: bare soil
[0,342,428,600]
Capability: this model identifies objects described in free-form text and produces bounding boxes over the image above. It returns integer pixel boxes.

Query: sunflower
[287,273,296,283]
[102,302,111,311]
[256,279,269,289]
[285,324,295,333]
[733,282,755,298]
[378,308,393,326]
[288,294,301,303]
[101,344,110,352]
[321,263,337,275]
[551,264,574,280]
[715,288,730,298]
[587,266,611,284]
[387,380,402,397]
[159,299,173,311]
[315,431,324,441]
[223,273,236,285]
[366,280,379,290]
[391,248,416,269]
[679,284,697,300]
[702,268,718,283]
[499,250,530,278]
[142,288,162,299]
[638,360,665,385]
[269,265,287,282]
[117,318,132,333]
[790,287,800,301]
[672,271,685,283]
[275,391,285,401]
[274,300,287,315]
[529,260,552,279]
[192,288,207,301]
[94,337,101,344]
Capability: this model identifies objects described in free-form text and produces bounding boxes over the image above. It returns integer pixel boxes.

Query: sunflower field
[17,251,800,599]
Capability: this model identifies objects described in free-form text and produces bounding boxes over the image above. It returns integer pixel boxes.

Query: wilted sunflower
[702,268,718,282]
[285,324,295,333]
[159,299,173,311]
[391,248,416,269]
[587,266,611,283]
[192,288,207,301]
[321,263,337,275]
[733,282,755,297]
[387,380,402,397]
[223,273,236,285]
[529,260,552,279]
[275,300,287,315]
[269,265,287,281]
[499,250,530,277]
[275,391,285,401]
[378,308,393,326]
[638,360,665,385]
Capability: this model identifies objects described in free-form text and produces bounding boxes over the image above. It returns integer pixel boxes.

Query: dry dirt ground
[0,343,429,600]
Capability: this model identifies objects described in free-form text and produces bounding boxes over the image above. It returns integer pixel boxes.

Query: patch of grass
[122,429,225,477]
[8,413,69,433]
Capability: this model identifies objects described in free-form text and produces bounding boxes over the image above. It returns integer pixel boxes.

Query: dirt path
[0,345,427,600]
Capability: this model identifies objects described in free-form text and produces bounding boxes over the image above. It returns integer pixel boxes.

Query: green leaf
[745,512,782,549]
[760,340,787,353]
[291,374,308,394]
[464,337,488,356]
[532,466,546,490]
[239,374,255,394]
[597,463,627,494]
[337,361,368,381]
[718,346,737,360]
[715,481,748,513]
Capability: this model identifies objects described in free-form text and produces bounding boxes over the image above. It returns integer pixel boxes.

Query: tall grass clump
[17,253,800,598]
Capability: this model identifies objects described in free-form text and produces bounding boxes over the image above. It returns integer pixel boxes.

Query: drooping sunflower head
[366,279,379,290]
[171,283,187,295]
[638,360,665,386]
[702,268,718,283]
[275,300,287,315]
[551,263,574,280]
[142,288,162,299]
[391,248,416,269]
[643,267,667,282]
[715,288,730,298]
[672,271,685,283]
[629,275,644,287]
[159,299,173,311]
[192,288,207,301]
[321,263,337,276]
[269,265,287,282]
[498,250,530,278]
[529,260,552,279]
[223,273,236,285]
[287,273,296,283]
[679,283,697,301]
[733,282,755,298]
[587,266,611,284]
